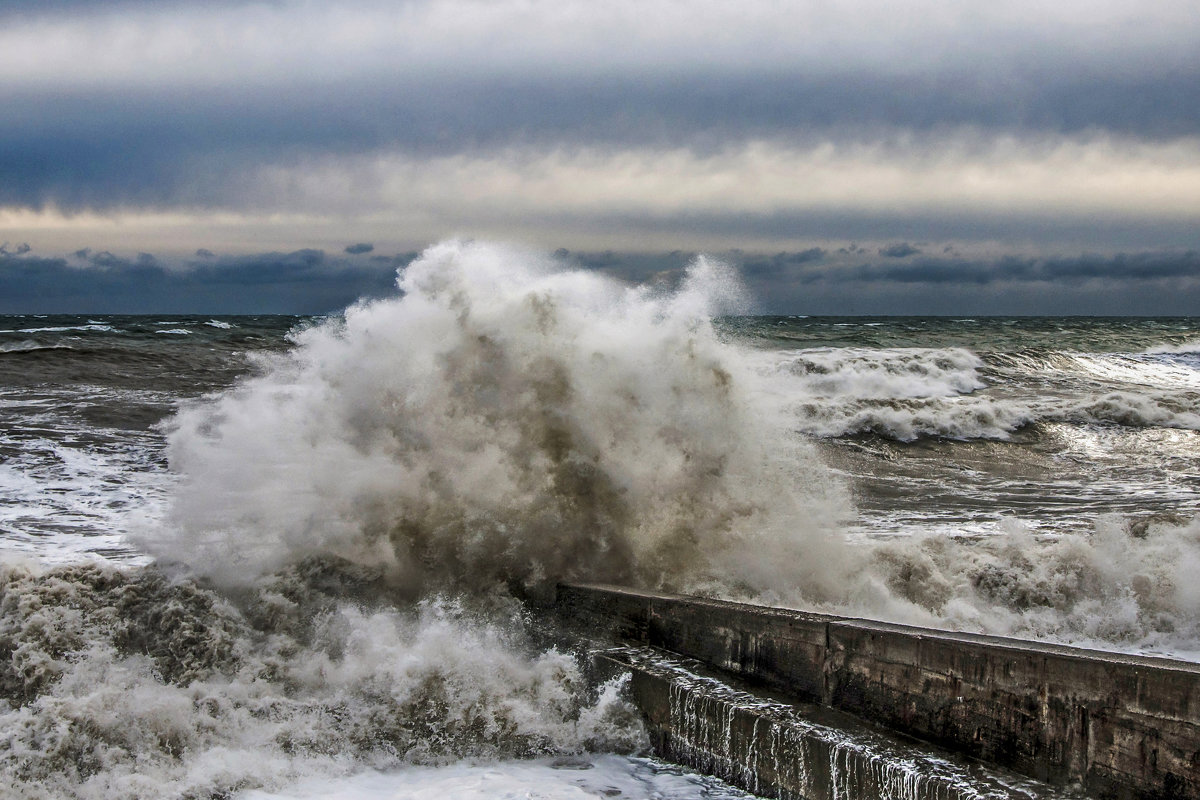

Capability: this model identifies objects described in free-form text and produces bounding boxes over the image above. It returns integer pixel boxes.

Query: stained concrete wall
[601,646,1065,800]
[556,583,1200,800]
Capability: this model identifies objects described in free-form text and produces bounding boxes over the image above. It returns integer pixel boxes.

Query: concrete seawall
[556,583,1200,800]
[599,646,1066,800]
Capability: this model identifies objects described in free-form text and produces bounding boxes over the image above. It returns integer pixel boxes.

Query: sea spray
[146,240,852,599]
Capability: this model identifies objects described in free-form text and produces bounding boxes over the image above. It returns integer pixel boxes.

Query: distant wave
[1144,339,1200,355]
[764,346,1200,441]
[0,340,72,354]
[0,324,119,334]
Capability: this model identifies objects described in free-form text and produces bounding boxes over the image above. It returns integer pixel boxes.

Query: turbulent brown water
[2,240,1198,797]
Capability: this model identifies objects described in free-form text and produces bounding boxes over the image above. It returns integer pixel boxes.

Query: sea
[2,240,1198,798]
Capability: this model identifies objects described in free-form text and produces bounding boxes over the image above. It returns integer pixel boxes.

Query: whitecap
[0,340,70,354]
[1144,339,1200,355]
[8,324,119,334]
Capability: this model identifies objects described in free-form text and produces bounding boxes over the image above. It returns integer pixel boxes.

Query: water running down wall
[598,646,1065,800]
[554,583,1200,800]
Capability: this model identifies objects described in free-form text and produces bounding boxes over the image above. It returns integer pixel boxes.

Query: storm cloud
[0,0,1197,311]
[0,248,414,314]
[3,1,1198,212]
[732,250,1200,314]
[878,243,922,258]
[1,243,1197,315]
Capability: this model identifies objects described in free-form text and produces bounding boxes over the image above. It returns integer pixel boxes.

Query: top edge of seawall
[558,581,1200,674]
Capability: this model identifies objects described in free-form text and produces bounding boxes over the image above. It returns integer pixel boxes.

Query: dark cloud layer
[560,208,1200,250]
[878,243,922,258]
[750,250,1200,314]
[0,249,415,314]
[1,246,1197,315]
[835,251,1200,286]
[572,248,1200,315]
[1,1,1196,318]
[3,67,1199,210]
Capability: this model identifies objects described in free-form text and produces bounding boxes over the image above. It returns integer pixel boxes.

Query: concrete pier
[556,583,1200,800]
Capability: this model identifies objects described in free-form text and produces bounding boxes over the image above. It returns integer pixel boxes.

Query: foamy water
[1,242,1199,797]
[241,756,756,800]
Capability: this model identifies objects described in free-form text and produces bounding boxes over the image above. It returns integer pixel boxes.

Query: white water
[0,562,646,799]
[759,347,1200,440]
[241,755,756,800]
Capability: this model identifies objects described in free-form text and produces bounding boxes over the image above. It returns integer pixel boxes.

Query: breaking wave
[1,243,855,797]
[0,558,642,799]
[852,515,1200,659]
[0,340,72,354]
[1144,339,1200,355]
[145,240,852,599]
[763,346,1200,440]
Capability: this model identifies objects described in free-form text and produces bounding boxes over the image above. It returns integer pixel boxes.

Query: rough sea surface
[2,241,1198,798]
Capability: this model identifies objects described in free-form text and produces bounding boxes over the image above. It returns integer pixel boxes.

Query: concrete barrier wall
[556,583,1200,800]
[600,646,1063,800]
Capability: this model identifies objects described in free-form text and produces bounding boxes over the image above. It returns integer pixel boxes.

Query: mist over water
[2,241,1200,797]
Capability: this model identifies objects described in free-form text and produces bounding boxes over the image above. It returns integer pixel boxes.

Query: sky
[1,0,1198,314]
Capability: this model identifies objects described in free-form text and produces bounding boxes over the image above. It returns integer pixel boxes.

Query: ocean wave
[1062,391,1200,429]
[1144,339,1200,355]
[155,329,193,335]
[0,427,168,563]
[790,396,1032,440]
[205,320,236,329]
[760,344,1200,441]
[788,390,1200,441]
[987,348,1200,389]
[0,324,119,334]
[0,560,642,799]
[766,347,986,399]
[0,340,72,354]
